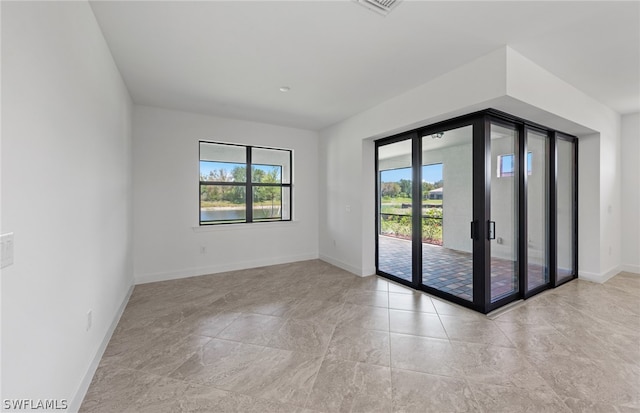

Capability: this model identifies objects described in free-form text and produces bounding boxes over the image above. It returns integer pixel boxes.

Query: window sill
[192,220,299,232]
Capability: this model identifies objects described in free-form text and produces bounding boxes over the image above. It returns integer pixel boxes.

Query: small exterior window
[497,152,532,177]
[199,141,292,225]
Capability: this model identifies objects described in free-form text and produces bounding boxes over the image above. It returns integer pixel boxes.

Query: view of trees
[422,179,443,195]
[380,209,443,245]
[252,167,282,218]
[198,144,291,223]
[200,165,282,210]
[200,166,245,205]
[380,179,443,201]
[381,182,401,198]
[380,168,444,245]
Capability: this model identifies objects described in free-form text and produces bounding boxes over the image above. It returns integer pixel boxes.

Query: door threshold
[486,299,524,319]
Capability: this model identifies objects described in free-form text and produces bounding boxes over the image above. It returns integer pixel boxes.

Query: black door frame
[521,124,552,299]
[374,108,578,314]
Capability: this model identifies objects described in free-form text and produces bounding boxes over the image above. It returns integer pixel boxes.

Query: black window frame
[199,141,292,225]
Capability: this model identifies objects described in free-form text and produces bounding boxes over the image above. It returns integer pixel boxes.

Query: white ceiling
[90,1,640,131]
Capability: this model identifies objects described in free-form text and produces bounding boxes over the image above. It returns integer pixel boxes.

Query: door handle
[488,221,496,240]
[470,220,477,240]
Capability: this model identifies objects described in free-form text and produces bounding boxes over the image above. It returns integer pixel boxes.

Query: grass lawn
[201,201,281,208]
[381,197,442,208]
[381,196,412,204]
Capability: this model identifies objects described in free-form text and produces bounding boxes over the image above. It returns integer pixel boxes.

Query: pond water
[200,207,281,222]
[200,209,245,222]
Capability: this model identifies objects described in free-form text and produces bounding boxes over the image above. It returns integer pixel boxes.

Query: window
[199,141,292,225]
[497,152,532,177]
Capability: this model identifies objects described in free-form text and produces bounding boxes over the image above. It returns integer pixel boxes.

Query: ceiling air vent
[354,0,403,16]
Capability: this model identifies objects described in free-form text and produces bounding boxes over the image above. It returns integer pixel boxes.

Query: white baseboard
[362,266,376,277]
[578,271,608,283]
[135,253,319,284]
[578,266,623,283]
[602,265,623,282]
[319,254,364,277]
[620,264,640,274]
[67,284,134,412]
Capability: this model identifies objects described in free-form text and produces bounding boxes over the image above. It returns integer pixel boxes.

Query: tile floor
[378,235,549,301]
[81,260,640,412]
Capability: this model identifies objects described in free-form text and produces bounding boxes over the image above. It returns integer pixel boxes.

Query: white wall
[597,124,623,278]
[526,132,547,266]
[621,113,640,273]
[319,48,509,275]
[422,144,473,253]
[319,46,622,281]
[490,135,518,261]
[132,106,319,283]
[577,134,601,276]
[505,48,622,280]
[1,1,133,408]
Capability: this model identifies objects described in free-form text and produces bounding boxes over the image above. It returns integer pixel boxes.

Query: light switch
[1,233,14,269]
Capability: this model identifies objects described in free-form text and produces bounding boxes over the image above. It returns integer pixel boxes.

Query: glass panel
[281,187,291,220]
[490,123,518,302]
[252,147,291,184]
[421,125,473,302]
[200,161,246,182]
[527,130,549,290]
[557,138,575,282]
[253,186,282,221]
[200,142,247,183]
[252,165,282,184]
[200,185,246,223]
[378,139,413,282]
[497,154,515,177]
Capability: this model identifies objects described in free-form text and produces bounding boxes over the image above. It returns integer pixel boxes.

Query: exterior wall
[433,145,473,253]
[526,132,548,266]
[490,135,517,261]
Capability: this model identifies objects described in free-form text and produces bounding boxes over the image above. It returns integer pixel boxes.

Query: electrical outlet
[86,310,92,331]
[200,246,207,254]
[1,233,15,269]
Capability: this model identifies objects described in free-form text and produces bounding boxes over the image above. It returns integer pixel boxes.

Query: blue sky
[501,155,514,174]
[381,164,443,183]
[200,161,243,178]
[498,153,533,176]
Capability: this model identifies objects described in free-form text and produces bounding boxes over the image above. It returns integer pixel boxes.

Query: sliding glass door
[375,109,577,313]
[526,128,550,292]
[377,137,414,282]
[489,122,519,303]
[421,125,474,303]
[556,136,577,283]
